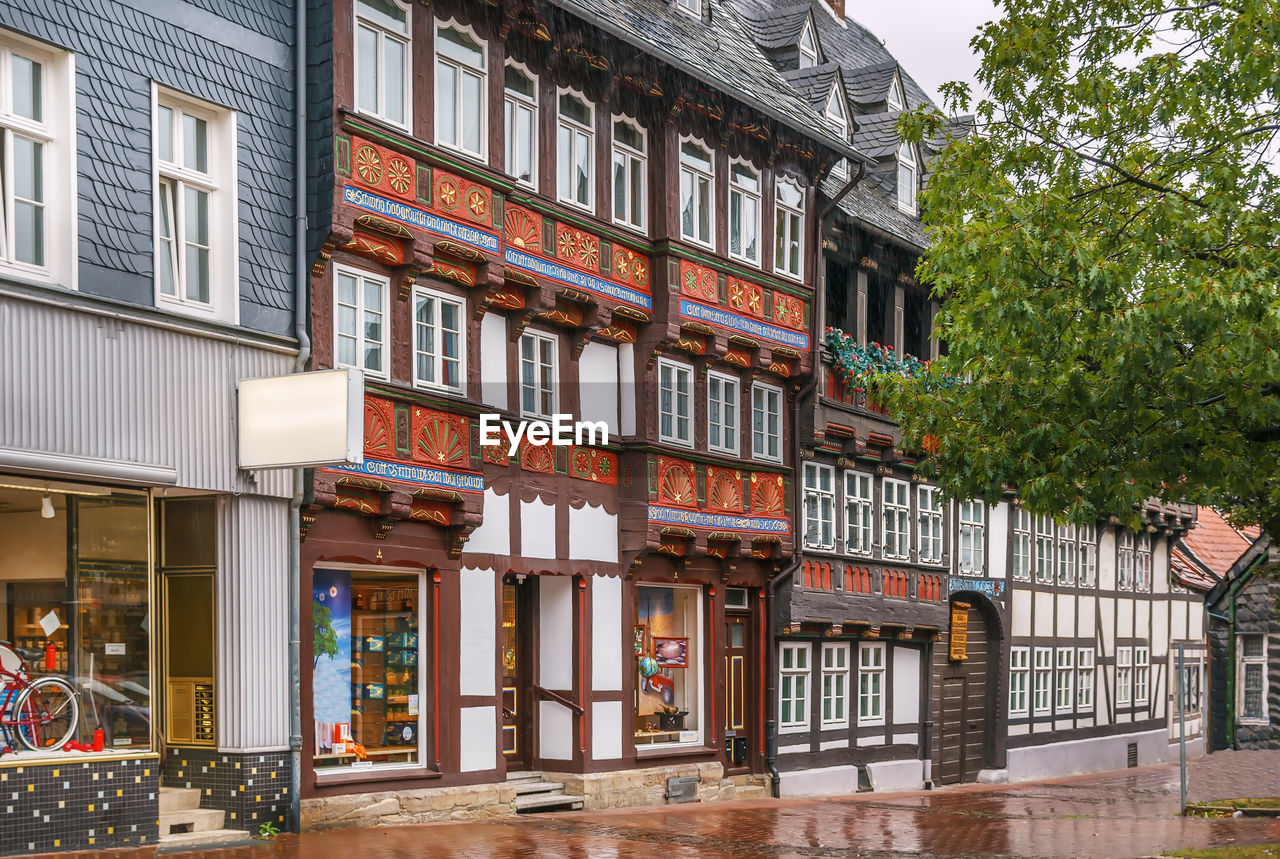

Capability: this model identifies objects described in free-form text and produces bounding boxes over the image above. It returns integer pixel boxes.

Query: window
[1240,635,1267,721]
[706,371,739,455]
[825,86,849,180]
[519,330,557,419]
[857,643,885,726]
[435,23,486,159]
[728,161,761,265]
[774,178,804,280]
[354,0,409,127]
[658,359,693,446]
[1079,525,1097,587]
[611,117,646,232]
[1181,659,1201,714]
[958,501,985,574]
[751,383,782,462]
[917,486,943,564]
[334,266,388,378]
[886,75,904,111]
[821,643,849,728]
[1012,509,1032,581]
[883,479,910,560]
[503,64,537,186]
[803,463,834,550]
[1033,647,1052,714]
[636,585,704,746]
[845,472,873,556]
[1055,648,1074,713]
[679,139,714,247]
[897,142,917,214]
[797,20,818,68]
[675,0,701,19]
[1116,647,1132,706]
[1077,648,1095,710]
[1134,646,1150,705]
[1009,647,1029,716]
[557,92,594,210]
[1135,533,1152,591]
[1057,523,1076,585]
[412,287,464,392]
[154,90,236,320]
[779,643,809,731]
[1034,516,1054,583]
[1118,531,1134,590]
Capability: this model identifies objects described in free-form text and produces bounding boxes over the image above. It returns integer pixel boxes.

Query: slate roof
[1172,506,1261,591]
[781,62,842,110]
[736,2,812,49]
[851,110,902,158]
[844,60,897,107]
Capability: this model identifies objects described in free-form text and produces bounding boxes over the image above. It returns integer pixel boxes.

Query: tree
[885,0,1280,534]
[313,601,338,668]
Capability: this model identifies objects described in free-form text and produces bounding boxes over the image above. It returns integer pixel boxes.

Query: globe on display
[637,656,659,678]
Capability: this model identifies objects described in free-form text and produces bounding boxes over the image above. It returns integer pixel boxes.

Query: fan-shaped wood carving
[657,458,697,508]
[751,472,785,515]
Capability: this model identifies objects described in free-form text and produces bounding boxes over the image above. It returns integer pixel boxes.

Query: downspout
[766,160,867,797]
[288,0,311,833]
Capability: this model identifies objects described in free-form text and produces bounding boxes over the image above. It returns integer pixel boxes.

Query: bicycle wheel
[14,676,79,752]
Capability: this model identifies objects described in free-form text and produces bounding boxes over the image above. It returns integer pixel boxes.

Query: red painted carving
[343,232,404,266]
[704,467,743,513]
[727,277,763,318]
[350,137,416,203]
[750,472,785,515]
[427,258,476,287]
[433,169,491,225]
[568,447,618,485]
[519,439,555,473]
[679,259,718,303]
[656,457,697,508]
[773,293,804,330]
[503,205,542,252]
[482,432,510,465]
[364,397,395,458]
[410,407,469,467]
[612,247,650,289]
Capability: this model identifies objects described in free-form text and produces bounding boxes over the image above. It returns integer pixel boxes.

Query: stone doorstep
[158,786,202,813]
[513,793,586,813]
[512,780,568,796]
[158,829,259,849]
[158,807,226,836]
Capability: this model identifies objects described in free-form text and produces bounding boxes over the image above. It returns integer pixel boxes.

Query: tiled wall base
[162,747,291,832]
[0,756,159,856]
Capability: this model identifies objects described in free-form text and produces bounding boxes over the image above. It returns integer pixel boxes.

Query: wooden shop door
[934,601,992,784]
[501,576,534,771]
[723,614,751,771]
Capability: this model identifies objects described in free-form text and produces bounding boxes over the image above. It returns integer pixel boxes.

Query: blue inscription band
[330,458,484,493]
[648,504,790,535]
[343,185,501,254]
[948,575,1005,599]
[678,299,810,350]
[505,247,652,311]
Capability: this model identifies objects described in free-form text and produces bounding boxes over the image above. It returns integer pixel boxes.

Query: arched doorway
[933,594,1000,784]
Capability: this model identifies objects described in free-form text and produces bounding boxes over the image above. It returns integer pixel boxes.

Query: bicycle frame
[1,662,64,748]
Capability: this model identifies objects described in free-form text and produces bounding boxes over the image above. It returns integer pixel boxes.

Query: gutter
[766,159,867,797]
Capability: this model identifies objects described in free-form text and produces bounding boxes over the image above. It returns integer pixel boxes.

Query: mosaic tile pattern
[163,747,292,832]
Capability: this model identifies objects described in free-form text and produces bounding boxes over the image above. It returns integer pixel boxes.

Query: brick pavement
[1185,748,1280,803]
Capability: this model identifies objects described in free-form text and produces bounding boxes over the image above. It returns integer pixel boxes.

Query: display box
[362,635,385,652]
[385,722,417,746]
[387,649,418,667]
[386,632,417,650]
[363,683,386,700]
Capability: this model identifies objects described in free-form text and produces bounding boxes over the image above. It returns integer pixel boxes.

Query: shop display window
[634,584,702,747]
[312,568,422,769]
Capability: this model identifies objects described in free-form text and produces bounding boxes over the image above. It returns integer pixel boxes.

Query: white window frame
[1057,523,1076,586]
[1118,530,1134,590]
[1009,646,1029,716]
[803,463,835,551]
[1012,508,1032,581]
[1076,648,1095,711]
[1055,648,1075,713]
[844,471,873,556]
[773,177,805,281]
[411,285,465,394]
[796,19,819,68]
[503,61,538,188]
[1134,645,1150,706]
[1180,657,1202,714]
[1240,634,1268,723]
[825,85,849,180]
[678,137,715,248]
[1135,533,1152,591]
[820,642,850,728]
[519,329,558,419]
[958,500,985,575]
[1032,647,1052,715]
[917,485,943,565]
[751,382,783,463]
[897,142,917,214]
[886,74,904,111]
[728,159,762,267]
[675,0,701,19]
[1079,525,1097,587]
[1116,646,1132,706]
[706,370,739,455]
[354,0,411,129]
[611,115,647,233]
[882,478,910,561]
[779,643,810,732]
[556,89,595,211]
[857,642,886,726]
[1034,515,1054,584]
[434,19,487,161]
[333,264,389,380]
[658,358,694,447]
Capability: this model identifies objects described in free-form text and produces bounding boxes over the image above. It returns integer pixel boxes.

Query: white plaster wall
[1153,538,1170,594]
[1098,528,1117,589]
[1099,665,1113,726]
[1078,596,1096,639]
[480,313,508,409]
[591,700,622,760]
[1056,595,1076,641]
[1012,589,1032,637]
[578,341,619,436]
[1006,728,1170,781]
[1151,605,1168,659]
[1137,601,1151,641]
[521,497,557,559]
[1099,597,1116,653]
[1171,600,1188,640]
[1190,603,1204,639]
[988,502,1009,579]
[468,488,510,555]
[539,700,574,760]
[569,502,617,563]
[591,575,622,691]
[459,706,497,772]
[1118,598,1134,639]
[619,343,636,436]
[458,567,496,696]
[892,646,921,724]
[539,575,574,690]
[1034,591,1053,637]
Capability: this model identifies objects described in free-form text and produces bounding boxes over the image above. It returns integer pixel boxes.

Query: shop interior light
[40,493,55,519]
[0,476,113,497]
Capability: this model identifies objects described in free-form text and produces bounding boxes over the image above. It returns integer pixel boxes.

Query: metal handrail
[533,685,584,715]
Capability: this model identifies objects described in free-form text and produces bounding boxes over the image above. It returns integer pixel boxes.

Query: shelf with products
[348,582,420,752]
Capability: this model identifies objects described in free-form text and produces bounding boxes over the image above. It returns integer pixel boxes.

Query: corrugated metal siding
[217,494,290,751]
[1,295,293,497]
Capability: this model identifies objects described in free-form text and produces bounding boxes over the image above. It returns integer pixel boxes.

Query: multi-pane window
[821,643,849,728]
[503,64,537,186]
[1134,646,1150,705]
[729,161,761,265]
[1009,647,1029,716]
[1077,648,1095,710]
[803,463,834,550]
[706,371,739,455]
[1116,646,1132,706]
[1079,525,1098,587]
[1033,647,1052,714]
[1034,515,1054,583]
[1181,660,1202,714]
[412,287,464,392]
[557,92,594,210]
[354,0,409,127]
[519,330,557,419]
[334,266,388,379]
[679,139,714,247]
[845,472,873,556]
[797,21,818,68]
[774,179,804,279]
[611,118,646,232]
[917,486,943,564]
[857,643,885,726]
[1055,648,1075,713]
[779,643,809,730]
[751,383,782,462]
[825,86,848,180]
[1241,635,1267,721]
[1057,523,1076,585]
[897,142,917,214]
[0,38,63,276]
[435,23,486,158]
[1135,533,1152,591]
[958,501,985,574]
[658,360,693,446]
[1118,531,1134,590]
[1012,509,1032,581]
[882,479,910,560]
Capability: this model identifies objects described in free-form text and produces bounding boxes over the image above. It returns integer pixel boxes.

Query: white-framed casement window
[435,21,486,159]
[796,19,818,68]
[845,472,873,556]
[825,85,849,180]
[519,329,558,419]
[679,138,714,248]
[1134,645,1150,706]
[1055,648,1075,713]
[1240,635,1267,722]
[751,383,783,462]
[1012,508,1032,581]
[728,160,761,266]
[917,485,943,564]
[774,178,804,280]
[675,0,702,20]
[886,74,905,111]
[706,370,739,455]
[803,463,835,550]
[1057,523,1076,586]
[154,88,237,321]
[1034,515,1054,584]
[333,265,388,379]
[503,62,537,187]
[556,91,594,211]
[857,642,886,726]
[1077,648,1095,710]
[412,286,465,393]
[1117,530,1134,590]
[821,642,850,728]
[354,0,410,128]
[611,116,646,233]
[1135,533,1152,591]
[779,643,810,732]
[658,358,693,447]
[1079,525,1098,587]
[1009,647,1029,716]
[1032,647,1052,714]
[897,142,917,214]
[1116,646,1133,706]
[883,478,911,560]
[1181,658,1202,714]
[958,500,985,575]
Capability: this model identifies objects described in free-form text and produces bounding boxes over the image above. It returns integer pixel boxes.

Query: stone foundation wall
[548,762,769,810]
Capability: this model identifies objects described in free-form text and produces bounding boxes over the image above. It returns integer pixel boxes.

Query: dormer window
[797,21,818,68]
[824,85,848,180]
[887,74,905,111]
[897,142,917,214]
[675,0,701,18]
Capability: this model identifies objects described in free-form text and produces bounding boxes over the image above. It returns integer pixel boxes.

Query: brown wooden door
[935,602,991,784]
[723,614,750,769]
[501,577,533,771]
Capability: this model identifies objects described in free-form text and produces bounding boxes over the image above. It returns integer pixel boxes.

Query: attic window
[887,75,904,111]
[897,142,917,214]
[797,21,818,68]
[675,0,701,18]
[824,85,848,179]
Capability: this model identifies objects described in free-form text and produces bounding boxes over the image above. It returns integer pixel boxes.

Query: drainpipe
[288,0,311,834]
[766,161,867,797]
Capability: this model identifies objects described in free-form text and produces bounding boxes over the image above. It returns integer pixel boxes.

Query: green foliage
[883,0,1280,533]
[257,821,281,839]
[826,329,928,388]
[313,601,338,668]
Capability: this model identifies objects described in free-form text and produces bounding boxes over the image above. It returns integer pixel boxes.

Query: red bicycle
[0,641,80,752]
